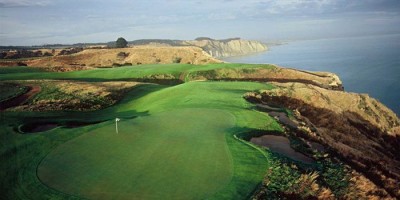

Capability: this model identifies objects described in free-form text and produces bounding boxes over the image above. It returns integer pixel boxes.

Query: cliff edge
[182,38,267,58]
[245,82,400,198]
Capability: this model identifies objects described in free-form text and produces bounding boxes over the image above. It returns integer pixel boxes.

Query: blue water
[224,34,400,116]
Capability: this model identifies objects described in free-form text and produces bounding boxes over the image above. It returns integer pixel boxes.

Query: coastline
[223,34,400,116]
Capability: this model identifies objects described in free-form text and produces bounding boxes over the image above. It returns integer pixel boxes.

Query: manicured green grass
[1,64,283,199]
[38,109,235,199]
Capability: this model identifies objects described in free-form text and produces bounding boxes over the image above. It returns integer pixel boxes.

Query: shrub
[115,37,128,48]
[117,52,129,58]
[172,57,182,63]
[17,62,27,66]
[43,52,53,56]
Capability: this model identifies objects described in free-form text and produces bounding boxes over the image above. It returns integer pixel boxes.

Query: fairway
[38,108,236,200]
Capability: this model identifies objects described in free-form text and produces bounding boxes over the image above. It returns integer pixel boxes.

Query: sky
[1,0,400,45]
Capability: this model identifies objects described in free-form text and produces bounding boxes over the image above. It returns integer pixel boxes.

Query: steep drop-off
[245,82,400,198]
[183,38,267,57]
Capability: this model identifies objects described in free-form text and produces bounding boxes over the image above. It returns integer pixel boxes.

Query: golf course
[0,64,284,199]
[2,62,399,199]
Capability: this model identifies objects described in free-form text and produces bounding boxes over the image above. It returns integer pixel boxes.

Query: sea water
[224,34,400,116]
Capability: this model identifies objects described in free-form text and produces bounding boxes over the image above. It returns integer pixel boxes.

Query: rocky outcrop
[182,38,267,58]
[245,82,400,198]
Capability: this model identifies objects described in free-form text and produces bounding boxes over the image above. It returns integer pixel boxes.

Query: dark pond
[250,134,314,164]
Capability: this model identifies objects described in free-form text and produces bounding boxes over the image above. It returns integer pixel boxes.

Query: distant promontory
[130,37,268,58]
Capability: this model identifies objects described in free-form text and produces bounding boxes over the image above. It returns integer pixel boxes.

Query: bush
[116,37,128,48]
[43,52,53,56]
[117,52,129,58]
[255,160,325,199]
[172,57,182,63]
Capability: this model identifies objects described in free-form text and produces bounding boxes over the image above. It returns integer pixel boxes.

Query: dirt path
[0,85,41,111]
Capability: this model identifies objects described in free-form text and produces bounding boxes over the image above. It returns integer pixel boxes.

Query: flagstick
[116,120,118,134]
[115,118,120,134]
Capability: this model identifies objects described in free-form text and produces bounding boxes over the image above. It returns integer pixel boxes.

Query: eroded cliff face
[183,38,267,58]
[245,82,400,198]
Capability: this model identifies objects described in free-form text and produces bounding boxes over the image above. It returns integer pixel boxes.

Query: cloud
[226,0,400,18]
[0,0,52,8]
[1,0,400,45]
[208,13,236,21]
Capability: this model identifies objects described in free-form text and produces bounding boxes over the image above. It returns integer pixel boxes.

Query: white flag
[116,118,120,122]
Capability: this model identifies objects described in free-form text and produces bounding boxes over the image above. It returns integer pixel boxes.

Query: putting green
[38,108,235,200]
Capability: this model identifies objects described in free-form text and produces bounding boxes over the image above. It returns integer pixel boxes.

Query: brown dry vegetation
[345,170,395,199]
[245,82,400,198]
[0,46,221,71]
[9,80,140,111]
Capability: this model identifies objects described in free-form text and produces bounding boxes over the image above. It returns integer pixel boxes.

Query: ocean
[224,34,400,116]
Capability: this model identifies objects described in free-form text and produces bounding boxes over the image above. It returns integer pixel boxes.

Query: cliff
[130,37,268,58]
[182,38,267,58]
[245,82,400,198]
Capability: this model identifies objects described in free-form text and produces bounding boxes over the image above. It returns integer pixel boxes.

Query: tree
[115,37,128,48]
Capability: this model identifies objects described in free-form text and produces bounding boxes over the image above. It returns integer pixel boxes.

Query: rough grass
[9,80,140,111]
